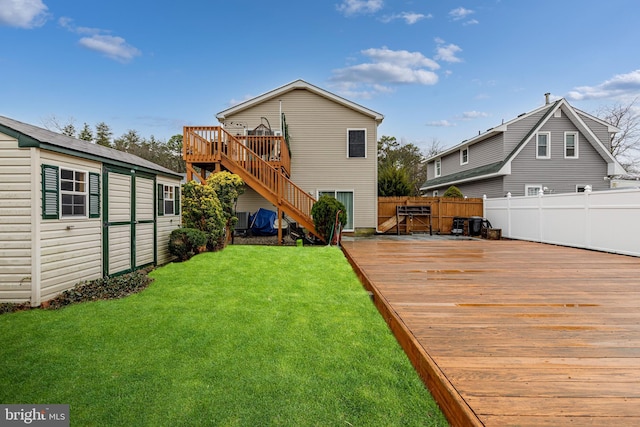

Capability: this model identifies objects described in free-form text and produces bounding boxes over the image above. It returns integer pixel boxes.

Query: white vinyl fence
[484,187,640,257]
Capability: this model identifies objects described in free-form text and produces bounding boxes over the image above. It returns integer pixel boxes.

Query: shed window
[158,184,180,216]
[347,129,366,158]
[42,164,100,219]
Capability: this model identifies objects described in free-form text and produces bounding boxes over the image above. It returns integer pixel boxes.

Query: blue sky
[2,0,640,153]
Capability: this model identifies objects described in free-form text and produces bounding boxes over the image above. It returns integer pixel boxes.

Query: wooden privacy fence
[378,197,483,235]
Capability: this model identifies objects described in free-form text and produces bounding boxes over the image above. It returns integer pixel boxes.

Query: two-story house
[421,95,626,198]
[184,79,384,236]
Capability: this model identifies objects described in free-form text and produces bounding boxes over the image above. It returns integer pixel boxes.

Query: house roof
[216,79,384,123]
[421,99,626,191]
[0,115,182,178]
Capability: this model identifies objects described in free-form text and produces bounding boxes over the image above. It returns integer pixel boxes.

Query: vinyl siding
[505,115,609,196]
[0,134,32,302]
[503,108,550,156]
[438,134,504,177]
[235,186,277,214]
[431,177,504,199]
[156,177,181,265]
[39,151,102,301]
[222,88,378,229]
[576,111,612,152]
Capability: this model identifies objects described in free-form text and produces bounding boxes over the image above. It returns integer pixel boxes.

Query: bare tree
[41,115,76,135]
[424,137,445,158]
[595,98,640,174]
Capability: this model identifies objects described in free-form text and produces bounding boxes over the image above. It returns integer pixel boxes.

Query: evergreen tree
[95,122,112,147]
[78,123,93,142]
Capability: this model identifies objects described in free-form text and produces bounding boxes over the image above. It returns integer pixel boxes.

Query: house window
[434,159,441,177]
[536,132,551,159]
[525,184,543,196]
[432,190,439,197]
[347,129,366,158]
[318,190,354,231]
[565,132,578,158]
[41,165,100,219]
[460,147,469,165]
[576,185,589,193]
[157,184,180,216]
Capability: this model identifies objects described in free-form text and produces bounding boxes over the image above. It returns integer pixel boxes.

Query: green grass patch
[0,246,447,426]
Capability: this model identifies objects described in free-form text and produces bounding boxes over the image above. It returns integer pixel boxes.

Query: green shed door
[103,168,157,277]
[105,170,133,276]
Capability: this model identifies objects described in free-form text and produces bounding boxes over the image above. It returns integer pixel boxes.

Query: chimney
[544,92,551,105]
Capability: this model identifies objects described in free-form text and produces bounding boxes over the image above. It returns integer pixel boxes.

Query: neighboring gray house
[0,116,183,306]
[421,96,626,198]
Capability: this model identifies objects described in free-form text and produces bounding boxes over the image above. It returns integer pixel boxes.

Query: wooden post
[277,206,282,245]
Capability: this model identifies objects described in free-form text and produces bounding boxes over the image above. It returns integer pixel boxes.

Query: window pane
[61,169,73,180]
[165,200,174,215]
[61,181,74,191]
[336,191,354,230]
[348,130,366,158]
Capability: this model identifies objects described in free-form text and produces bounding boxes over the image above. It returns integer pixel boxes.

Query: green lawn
[0,246,447,426]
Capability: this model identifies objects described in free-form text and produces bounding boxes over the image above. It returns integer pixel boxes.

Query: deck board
[342,238,640,426]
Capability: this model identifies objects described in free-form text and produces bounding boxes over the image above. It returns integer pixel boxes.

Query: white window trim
[525,184,543,197]
[536,132,551,159]
[576,184,590,193]
[432,190,439,197]
[564,131,579,159]
[346,128,367,159]
[60,167,89,218]
[316,189,355,232]
[163,184,175,216]
[460,147,469,165]
[434,158,442,177]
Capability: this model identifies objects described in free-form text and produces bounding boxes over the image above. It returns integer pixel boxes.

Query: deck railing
[184,126,316,233]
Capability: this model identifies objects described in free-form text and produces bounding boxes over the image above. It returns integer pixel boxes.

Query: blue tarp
[249,208,277,236]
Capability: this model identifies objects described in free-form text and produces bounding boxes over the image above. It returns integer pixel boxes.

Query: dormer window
[460,147,469,165]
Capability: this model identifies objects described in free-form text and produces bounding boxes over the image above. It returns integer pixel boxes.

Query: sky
[2,0,640,153]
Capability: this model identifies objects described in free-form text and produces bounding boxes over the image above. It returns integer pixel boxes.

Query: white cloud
[331,47,439,98]
[461,111,489,119]
[381,12,431,25]
[426,120,455,127]
[79,35,141,63]
[336,0,383,16]
[435,38,463,63]
[59,16,141,62]
[463,19,479,26]
[567,70,640,101]
[0,0,49,28]
[449,7,474,21]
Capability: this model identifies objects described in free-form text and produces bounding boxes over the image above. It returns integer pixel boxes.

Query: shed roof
[216,79,384,123]
[0,115,181,178]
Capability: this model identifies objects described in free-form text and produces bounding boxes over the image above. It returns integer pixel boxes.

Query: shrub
[311,195,348,243]
[169,228,208,261]
[206,172,244,229]
[46,271,152,309]
[442,185,464,198]
[378,166,411,196]
[181,180,226,250]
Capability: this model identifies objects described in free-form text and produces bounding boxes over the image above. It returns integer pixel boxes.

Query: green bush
[311,195,348,243]
[206,172,244,229]
[181,180,227,250]
[46,271,152,309]
[442,185,464,198]
[169,227,208,261]
[378,166,411,196]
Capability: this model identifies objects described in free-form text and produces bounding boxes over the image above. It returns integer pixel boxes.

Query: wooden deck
[341,238,640,426]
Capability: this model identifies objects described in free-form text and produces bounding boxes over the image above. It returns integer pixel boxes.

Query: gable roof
[0,115,182,178]
[421,99,626,190]
[216,79,384,123]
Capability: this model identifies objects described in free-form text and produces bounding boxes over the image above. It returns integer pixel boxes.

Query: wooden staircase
[183,126,319,239]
